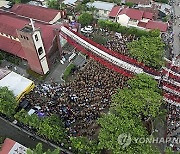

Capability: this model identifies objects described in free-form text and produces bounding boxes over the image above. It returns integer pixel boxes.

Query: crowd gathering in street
[25,60,129,138]
[105,33,138,56]
[166,103,180,151]
[22,1,180,150]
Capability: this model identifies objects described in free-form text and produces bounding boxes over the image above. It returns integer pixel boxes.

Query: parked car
[84,26,93,31]
[27,106,41,115]
[80,28,93,34]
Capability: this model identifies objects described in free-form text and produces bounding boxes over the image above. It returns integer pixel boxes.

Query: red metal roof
[146,20,168,32]
[137,21,147,28]
[142,11,153,19]
[109,6,121,17]
[0,36,26,59]
[118,8,144,20]
[0,138,16,154]
[10,4,60,22]
[0,11,56,59]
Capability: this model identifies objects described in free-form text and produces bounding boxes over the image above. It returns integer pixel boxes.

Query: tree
[127,36,165,69]
[75,3,87,13]
[27,143,60,154]
[98,112,159,154]
[70,137,100,154]
[47,0,59,9]
[164,147,174,154]
[97,19,106,29]
[15,110,67,144]
[125,2,134,8]
[97,74,162,154]
[127,73,161,93]
[112,74,163,118]
[78,13,93,26]
[0,87,17,117]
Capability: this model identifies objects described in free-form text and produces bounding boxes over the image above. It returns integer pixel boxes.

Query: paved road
[0,117,55,152]
[173,1,180,65]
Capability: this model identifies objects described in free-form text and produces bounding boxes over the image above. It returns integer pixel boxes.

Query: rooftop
[87,1,115,11]
[10,4,60,22]
[109,6,121,17]
[146,20,168,32]
[118,8,144,20]
[0,11,57,59]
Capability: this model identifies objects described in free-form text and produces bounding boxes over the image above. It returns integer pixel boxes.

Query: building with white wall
[87,1,115,19]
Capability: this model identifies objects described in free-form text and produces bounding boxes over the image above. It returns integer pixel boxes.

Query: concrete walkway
[172,1,180,65]
[45,61,70,83]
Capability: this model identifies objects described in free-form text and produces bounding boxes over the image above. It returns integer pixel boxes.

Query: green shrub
[63,64,76,81]
[26,68,48,80]
[14,110,67,143]
[125,2,134,8]
[97,20,160,37]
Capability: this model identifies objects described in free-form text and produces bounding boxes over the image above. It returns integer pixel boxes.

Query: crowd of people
[88,29,138,56]
[166,103,180,151]
[25,60,129,139]
[104,32,138,56]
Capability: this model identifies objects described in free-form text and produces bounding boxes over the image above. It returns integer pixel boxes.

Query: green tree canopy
[97,19,160,37]
[112,74,163,118]
[75,3,87,13]
[70,137,100,154]
[125,2,134,8]
[0,87,17,117]
[27,143,60,154]
[15,110,67,143]
[127,36,165,69]
[98,112,159,154]
[47,0,59,9]
[97,74,162,154]
[78,13,93,26]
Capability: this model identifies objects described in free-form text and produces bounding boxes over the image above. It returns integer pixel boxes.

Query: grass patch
[26,68,48,80]
[62,63,76,81]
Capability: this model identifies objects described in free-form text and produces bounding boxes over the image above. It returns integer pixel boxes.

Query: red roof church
[0,6,63,75]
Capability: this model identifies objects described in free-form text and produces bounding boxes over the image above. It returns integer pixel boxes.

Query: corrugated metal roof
[87,1,115,11]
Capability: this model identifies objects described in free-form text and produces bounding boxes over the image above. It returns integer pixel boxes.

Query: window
[38,47,43,55]
[34,34,38,41]
[26,37,29,40]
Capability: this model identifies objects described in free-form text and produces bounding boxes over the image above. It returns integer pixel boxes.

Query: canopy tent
[0,68,35,101]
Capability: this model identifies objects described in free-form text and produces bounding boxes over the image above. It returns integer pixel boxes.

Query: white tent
[0,69,34,100]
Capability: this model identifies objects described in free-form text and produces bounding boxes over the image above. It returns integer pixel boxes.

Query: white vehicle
[80,28,93,34]
[84,26,93,31]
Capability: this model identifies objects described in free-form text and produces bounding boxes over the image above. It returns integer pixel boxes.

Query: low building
[109,5,122,20]
[0,68,35,101]
[87,1,115,19]
[144,20,168,32]
[109,6,168,32]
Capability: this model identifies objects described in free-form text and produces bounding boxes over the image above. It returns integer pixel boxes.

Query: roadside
[0,116,72,154]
